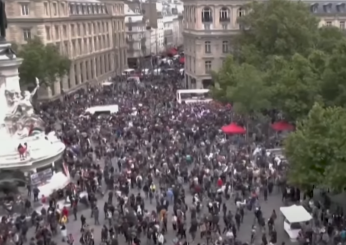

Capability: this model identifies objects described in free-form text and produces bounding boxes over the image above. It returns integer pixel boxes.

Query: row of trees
[14,37,71,87]
[212,0,346,191]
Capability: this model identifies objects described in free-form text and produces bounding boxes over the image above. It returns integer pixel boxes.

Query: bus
[176,89,212,104]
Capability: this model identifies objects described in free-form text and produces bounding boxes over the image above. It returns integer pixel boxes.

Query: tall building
[125,2,148,68]
[143,2,165,53]
[182,0,243,89]
[5,0,127,99]
[182,0,346,89]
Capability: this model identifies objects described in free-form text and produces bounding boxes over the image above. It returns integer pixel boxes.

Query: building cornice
[8,15,125,23]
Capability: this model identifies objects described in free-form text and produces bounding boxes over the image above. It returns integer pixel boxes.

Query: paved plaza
[25,157,293,245]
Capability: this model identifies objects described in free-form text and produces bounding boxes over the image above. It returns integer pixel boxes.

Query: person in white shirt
[158,233,164,245]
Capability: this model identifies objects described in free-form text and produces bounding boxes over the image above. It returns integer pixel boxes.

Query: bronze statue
[0,0,7,40]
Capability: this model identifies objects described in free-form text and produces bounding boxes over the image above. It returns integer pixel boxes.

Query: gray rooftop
[307,1,346,15]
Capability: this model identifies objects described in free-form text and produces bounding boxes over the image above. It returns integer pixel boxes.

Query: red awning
[221,123,246,134]
[168,48,178,55]
[179,57,185,64]
[271,121,294,131]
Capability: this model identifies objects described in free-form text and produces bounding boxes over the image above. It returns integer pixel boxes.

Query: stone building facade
[182,0,346,89]
[5,0,127,99]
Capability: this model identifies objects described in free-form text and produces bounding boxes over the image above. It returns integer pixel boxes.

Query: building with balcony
[182,0,346,89]
[5,0,127,99]
[172,15,183,46]
[125,3,148,68]
[182,0,244,89]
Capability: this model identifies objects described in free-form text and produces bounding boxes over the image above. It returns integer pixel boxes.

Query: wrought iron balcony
[219,17,230,22]
[202,16,213,23]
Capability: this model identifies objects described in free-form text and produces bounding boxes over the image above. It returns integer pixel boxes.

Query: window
[89,37,93,51]
[205,41,211,53]
[205,60,212,73]
[337,3,346,13]
[88,5,92,14]
[77,4,81,14]
[310,4,318,13]
[23,29,31,41]
[326,21,332,27]
[72,40,75,56]
[44,2,48,15]
[88,23,91,34]
[220,7,229,21]
[77,24,80,36]
[61,3,65,15]
[55,25,59,39]
[53,2,57,16]
[63,25,67,38]
[20,3,30,16]
[71,24,75,37]
[340,21,345,29]
[84,39,87,54]
[204,24,211,30]
[69,4,73,14]
[222,24,228,30]
[238,7,245,17]
[222,41,229,53]
[323,3,332,13]
[202,7,212,22]
[64,41,68,55]
[45,26,51,40]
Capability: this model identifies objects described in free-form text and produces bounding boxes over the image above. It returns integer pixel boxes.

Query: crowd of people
[0,60,345,245]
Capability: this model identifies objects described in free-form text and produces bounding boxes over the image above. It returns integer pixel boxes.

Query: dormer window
[323,3,332,13]
[310,3,318,13]
[337,3,345,13]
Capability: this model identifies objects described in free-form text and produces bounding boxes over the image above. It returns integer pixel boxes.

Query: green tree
[285,103,346,191]
[236,0,320,63]
[266,54,321,121]
[17,37,71,86]
[317,26,346,54]
[212,56,271,117]
[320,39,346,107]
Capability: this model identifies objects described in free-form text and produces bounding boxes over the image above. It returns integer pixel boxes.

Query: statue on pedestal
[4,78,43,138]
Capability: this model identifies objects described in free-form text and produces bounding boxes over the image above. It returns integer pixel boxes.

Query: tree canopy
[17,37,71,86]
[211,0,346,191]
[285,103,346,192]
[212,0,346,121]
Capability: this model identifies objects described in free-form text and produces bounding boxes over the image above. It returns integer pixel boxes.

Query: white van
[280,205,312,241]
[122,68,136,76]
[85,104,119,115]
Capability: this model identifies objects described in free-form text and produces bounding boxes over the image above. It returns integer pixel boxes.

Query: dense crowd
[0,60,345,245]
